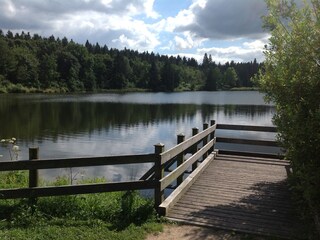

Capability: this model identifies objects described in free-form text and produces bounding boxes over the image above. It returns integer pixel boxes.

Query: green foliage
[0,174,160,239]
[257,0,320,236]
[0,30,261,93]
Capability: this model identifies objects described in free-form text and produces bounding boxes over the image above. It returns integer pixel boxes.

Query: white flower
[11,137,16,141]
[8,140,14,144]
[12,145,19,151]
[0,139,5,143]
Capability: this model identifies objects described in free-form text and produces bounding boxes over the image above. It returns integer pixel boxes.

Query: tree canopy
[257,0,320,236]
[0,30,261,93]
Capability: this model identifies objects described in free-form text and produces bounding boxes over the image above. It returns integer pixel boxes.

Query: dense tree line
[0,30,261,93]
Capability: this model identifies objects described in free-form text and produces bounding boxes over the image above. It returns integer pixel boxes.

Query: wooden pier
[166,153,301,239]
[0,121,304,239]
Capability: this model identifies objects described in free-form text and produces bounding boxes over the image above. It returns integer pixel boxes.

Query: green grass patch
[0,171,163,240]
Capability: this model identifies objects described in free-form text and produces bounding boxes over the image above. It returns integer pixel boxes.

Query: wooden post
[203,123,209,159]
[29,147,39,188]
[177,134,185,186]
[29,147,39,205]
[154,143,165,209]
[192,128,199,171]
[210,120,216,153]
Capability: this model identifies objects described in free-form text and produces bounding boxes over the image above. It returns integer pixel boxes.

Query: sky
[0,0,271,63]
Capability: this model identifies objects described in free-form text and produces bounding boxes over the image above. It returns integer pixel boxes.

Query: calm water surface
[0,91,275,182]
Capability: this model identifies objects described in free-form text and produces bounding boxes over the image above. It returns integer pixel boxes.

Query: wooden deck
[166,153,304,239]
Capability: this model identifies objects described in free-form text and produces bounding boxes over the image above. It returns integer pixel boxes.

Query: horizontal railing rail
[0,180,157,199]
[216,123,282,159]
[0,121,282,215]
[217,124,277,132]
[159,123,216,165]
[0,154,156,171]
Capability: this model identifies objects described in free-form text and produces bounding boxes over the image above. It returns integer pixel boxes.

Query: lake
[0,91,275,183]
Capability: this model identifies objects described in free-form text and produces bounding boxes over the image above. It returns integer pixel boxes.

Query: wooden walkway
[166,153,304,239]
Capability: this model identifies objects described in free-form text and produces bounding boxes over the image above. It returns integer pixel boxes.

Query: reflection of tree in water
[0,96,274,141]
[200,104,275,122]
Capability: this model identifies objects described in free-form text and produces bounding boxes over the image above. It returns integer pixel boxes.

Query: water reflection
[0,92,275,182]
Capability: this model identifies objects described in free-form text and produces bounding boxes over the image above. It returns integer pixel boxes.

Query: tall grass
[0,171,162,239]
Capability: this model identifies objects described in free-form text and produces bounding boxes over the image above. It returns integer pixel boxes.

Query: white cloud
[143,0,160,19]
[197,39,266,63]
[0,0,161,51]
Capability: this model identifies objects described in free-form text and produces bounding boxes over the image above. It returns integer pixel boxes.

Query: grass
[0,171,163,240]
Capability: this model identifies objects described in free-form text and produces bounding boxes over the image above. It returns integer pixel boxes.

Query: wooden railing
[215,124,282,159]
[0,120,217,214]
[0,122,281,214]
[0,151,157,199]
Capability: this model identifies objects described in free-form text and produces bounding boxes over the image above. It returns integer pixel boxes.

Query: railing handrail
[0,153,156,171]
[0,121,282,211]
[160,123,216,165]
[217,124,277,132]
[0,180,157,199]
[160,138,216,191]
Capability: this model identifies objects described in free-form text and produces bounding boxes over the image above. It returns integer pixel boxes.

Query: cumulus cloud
[0,0,274,62]
[0,0,160,51]
[197,38,268,63]
[176,0,268,40]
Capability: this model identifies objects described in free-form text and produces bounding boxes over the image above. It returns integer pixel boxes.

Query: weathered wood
[217,124,277,132]
[29,147,39,188]
[158,152,216,216]
[209,120,216,153]
[166,154,304,239]
[160,124,216,165]
[0,153,157,171]
[176,134,185,186]
[139,165,155,180]
[202,123,209,159]
[216,137,278,147]
[154,143,165,208]
[217,150,284,160]
[160,139,215,191]
[0,180,157,199]
[191,127,199,171]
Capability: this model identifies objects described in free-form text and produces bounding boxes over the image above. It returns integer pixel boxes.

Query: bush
[257,0,320,237]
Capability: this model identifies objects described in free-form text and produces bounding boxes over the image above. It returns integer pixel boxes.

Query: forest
[0,30,261,93]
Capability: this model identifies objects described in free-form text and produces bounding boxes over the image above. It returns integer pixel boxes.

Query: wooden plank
[167,212,296,238]
[139,165,155,180]
[157,152,216,215]
[170,204,295,225]
[216,137,278,147]
[0,153,156,171]
[165,154,304,239]
[167,216,296,240]
[216,124,277,132]
[160,139,215,190]
[160,124,216,165]
[176,196,294,213]
[217,150,285,160]
[0,180,157,199]
[216,154,290,164]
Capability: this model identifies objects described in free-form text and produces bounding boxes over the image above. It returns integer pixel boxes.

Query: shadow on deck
[166,154,306,239]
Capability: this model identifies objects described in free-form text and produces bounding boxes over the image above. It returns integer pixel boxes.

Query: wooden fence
[215,124,282,159]
[0,120,217,211]
[0,121,282,213]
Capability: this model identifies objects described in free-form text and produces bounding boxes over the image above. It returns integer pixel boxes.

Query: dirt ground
[146,224,269,240]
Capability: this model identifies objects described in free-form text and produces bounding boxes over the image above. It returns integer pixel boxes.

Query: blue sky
[0,0,271,63]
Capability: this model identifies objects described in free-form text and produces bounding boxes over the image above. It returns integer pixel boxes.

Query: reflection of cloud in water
[41,163,154,183]
[0,92,276,182]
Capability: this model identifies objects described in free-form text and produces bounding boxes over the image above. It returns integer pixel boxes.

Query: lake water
[0,91,275,183]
